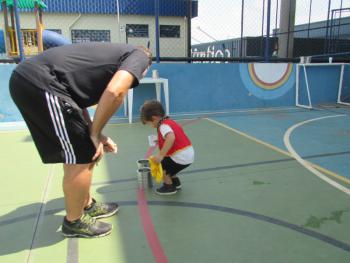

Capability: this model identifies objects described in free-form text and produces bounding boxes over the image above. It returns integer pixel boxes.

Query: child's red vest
[157,118,192,156]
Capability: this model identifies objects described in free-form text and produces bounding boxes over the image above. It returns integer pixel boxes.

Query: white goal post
[296,63,350,109]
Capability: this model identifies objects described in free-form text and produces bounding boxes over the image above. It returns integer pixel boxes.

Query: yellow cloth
[149,156,164,183]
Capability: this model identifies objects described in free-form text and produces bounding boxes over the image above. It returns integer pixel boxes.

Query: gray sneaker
[84,198,119,219]
[61,214,112,238]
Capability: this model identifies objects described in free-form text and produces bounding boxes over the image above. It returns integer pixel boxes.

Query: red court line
[136,117,204,263]
[180,116,208,126]
[137,145,168,263]
[144,145,157,158]
[137,189,168,263]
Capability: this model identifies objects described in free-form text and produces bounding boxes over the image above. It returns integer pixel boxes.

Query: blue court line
[1,201,350,253]
[91,150,350,187]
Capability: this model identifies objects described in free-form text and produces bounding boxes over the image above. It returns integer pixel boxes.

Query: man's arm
[90,70,134,160]
[83,107,117,153]
[91,70,134,136]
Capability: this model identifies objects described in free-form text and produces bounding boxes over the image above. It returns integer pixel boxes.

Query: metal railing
[8,28,39,57]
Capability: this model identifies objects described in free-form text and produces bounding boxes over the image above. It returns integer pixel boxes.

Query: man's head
[140,100,165,127]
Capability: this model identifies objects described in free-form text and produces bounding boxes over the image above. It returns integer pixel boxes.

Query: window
[71,30,110,43]
[160,25,180,38]
[126,24,149,38]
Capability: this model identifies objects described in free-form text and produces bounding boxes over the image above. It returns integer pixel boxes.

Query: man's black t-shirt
[14,42,149,108]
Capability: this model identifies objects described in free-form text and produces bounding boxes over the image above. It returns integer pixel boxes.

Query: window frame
[160,25,180,38]
[126,24,149,38]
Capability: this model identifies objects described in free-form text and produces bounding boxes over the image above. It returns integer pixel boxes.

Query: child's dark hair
[140,100,165,124]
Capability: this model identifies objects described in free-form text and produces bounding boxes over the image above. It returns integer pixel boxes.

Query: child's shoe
[156,183,177,195]
[171,177,182,190]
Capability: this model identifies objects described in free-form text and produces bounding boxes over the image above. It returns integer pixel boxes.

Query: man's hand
[101,135,118,154]
[90,134,104,163]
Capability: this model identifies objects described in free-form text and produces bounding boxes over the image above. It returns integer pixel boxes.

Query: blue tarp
[0,30,5,54]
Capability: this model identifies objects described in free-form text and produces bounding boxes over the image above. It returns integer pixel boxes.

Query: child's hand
[152,154,163,164]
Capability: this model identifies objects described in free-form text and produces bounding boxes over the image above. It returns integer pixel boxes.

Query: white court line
[67,238,79,263]
[26,164,56,263]
[283,114,350,195]
[207,117,350,185]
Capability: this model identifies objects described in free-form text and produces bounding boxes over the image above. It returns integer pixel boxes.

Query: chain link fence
[192,0,350,62]
[1,0,350,62]
[192,0,350,60]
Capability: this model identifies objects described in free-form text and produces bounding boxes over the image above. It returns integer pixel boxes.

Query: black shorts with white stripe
[9,71,96,164]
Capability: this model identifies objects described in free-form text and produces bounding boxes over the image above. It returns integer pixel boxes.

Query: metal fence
[191,0,350,62]
[1,0,350,62]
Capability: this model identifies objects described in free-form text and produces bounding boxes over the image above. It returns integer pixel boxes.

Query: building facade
[0,0,198,57]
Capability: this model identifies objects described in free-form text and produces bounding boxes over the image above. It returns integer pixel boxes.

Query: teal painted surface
[1,63,347,122]
[298,65,340,106]
[145,63,296,115]
[0,64,20,122]
[211,107,350,180]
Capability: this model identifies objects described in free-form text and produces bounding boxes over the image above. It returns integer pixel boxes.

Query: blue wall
[343,65,350,100]
[297,65,350,106]
[1,63,348,123]
[145,63,295,114]
[298,65,340,106]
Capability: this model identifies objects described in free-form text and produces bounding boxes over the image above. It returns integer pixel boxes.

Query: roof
[1,0,197,17]
[4,0,47,9]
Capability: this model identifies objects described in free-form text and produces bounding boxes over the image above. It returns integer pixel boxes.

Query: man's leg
[61,162,118,238]
[63,163,94,222]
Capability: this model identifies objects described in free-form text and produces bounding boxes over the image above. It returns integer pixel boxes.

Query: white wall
[0,12,188,57]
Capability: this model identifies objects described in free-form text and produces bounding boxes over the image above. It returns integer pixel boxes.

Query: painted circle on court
[239,63,295,100]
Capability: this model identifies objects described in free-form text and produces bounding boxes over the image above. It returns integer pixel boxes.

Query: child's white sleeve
[159,124,173,138]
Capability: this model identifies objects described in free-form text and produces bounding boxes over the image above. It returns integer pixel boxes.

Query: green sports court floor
[1,106,350,263]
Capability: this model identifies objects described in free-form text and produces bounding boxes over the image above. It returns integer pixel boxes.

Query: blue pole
[155,0,160,63]
[264,0,271,61]
[13,0,25,61]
